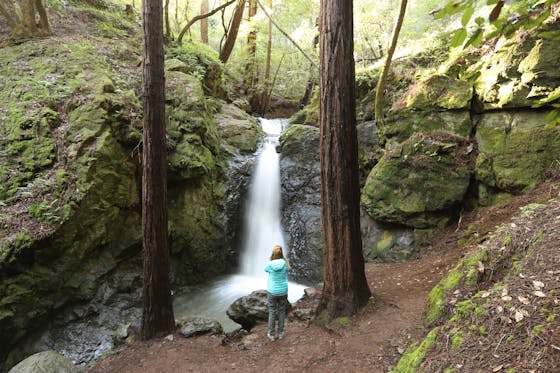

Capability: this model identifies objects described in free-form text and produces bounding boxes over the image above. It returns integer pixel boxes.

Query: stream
[173,118,307,332]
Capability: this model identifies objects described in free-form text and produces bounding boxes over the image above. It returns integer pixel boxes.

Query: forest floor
[86,180,559,373]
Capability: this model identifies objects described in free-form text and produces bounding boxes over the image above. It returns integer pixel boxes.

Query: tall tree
[374,0,408,128]
[316,0,371,321]
[244,0,258,90]
[200,0,209,44]
[264,0,272,82]
[0,0,50,40]
[177,0,237,44]
[140,0,175,340]
[219,0,247,63]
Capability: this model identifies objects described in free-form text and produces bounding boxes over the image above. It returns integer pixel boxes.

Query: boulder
[8,351,80,373]
[361,132,471,228]
[475,110,560,200]
[214,103,264,155]
[226,290,269,331]
[178,317,223,338]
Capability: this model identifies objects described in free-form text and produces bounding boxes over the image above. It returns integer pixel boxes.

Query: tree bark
[34,0,50,34]
[374,0,407,127]
[164,0,170,39]
[177,0,237,44]
[140,0,176,340]
[244,0,258,90]
[21,0,37,36]
[200,0,208,44]
[316,0,371,321]
[219,0,246,63]
[264,0,272,81]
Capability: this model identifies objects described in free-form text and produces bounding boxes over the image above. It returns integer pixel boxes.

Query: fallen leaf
[533,280,544,289]
[501,288,508,297]
[502,296,512,302]
[496,305,503,313]
[518,296,530,305]
[493,364,504,372]
[533,291,546,298]
[477,261,485,272]
[397,347,405,354]
[515,310,524,322]
[481,292,490,298]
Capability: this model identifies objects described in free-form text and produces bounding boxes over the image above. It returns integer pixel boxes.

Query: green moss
[546,314,555,323]
[531,325,543,336]
[426,269,464,324]
[328,317,351,331]
[391,327,439,373]
[451,330,464,349]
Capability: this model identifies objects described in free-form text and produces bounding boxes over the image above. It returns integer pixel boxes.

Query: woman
[264,245,289,341]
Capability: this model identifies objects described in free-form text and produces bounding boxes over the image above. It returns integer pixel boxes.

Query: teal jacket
[264,259,288,296]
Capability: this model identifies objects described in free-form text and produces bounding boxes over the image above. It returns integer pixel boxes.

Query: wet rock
[8,350,80,373]
[178,317,223,338]
[226,290,269,331]
[279,124,322,284]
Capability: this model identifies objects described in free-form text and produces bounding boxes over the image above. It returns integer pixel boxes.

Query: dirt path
[87,247,460,373]
[87,182,556,373]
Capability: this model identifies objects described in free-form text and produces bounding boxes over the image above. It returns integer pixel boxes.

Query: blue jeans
[268,292,287,336]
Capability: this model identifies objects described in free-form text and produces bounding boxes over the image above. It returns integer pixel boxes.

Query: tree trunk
[164,0,171,39]
[219,0,246,63]
[244,0,258,90]
[264,0,272,81]
[21,0,37,36]
[34,0,50,34]
[0,0,51,39]
[374,0,407,128]
[200,0,208,44]
[316,0,371,322]
[140,0,176,340]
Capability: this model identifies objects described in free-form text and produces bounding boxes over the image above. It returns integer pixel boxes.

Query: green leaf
[486,0,499,4]
[462,6,474,26]
[464,28,483,48]
[451,28,468,48]
[475,16,485,26]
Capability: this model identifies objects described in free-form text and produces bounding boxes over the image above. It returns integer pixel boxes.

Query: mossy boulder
[475,111,560,195]
[396,74,473,111]
[213,103,263,155]
[474,25,560,109]
[384,110,472,143]
[361,132,471,228]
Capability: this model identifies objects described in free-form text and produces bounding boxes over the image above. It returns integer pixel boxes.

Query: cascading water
[174,118,306,332]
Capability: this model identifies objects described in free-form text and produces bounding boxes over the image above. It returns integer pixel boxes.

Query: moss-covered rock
[475,111,560,194]
[396,74,473,111]
[474,25,560,109]
[361,132,471,228]
[213,103,263,155]
[391,327,439,373]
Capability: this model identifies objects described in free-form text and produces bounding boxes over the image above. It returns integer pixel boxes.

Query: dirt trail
[87,183,556,373]
[87,247,460,373]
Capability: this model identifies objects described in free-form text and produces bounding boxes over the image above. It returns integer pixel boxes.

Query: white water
[174,118,306,332]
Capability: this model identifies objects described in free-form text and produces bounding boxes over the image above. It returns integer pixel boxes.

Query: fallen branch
[177,0,237,44]
[255,0,318,69]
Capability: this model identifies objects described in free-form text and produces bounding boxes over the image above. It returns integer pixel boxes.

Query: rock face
[279,124,322,284]
[0,24,263,370]
[8,351,80,373]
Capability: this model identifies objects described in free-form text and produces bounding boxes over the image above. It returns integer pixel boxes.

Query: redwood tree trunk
[140,0,175,340]
[219,0,246,63]
[244,0,258,90]
[316,0,371,321]
[200,0,208,44]
[264,0,272,81]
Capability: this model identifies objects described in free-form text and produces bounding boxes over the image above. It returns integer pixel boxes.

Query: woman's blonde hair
[270,245,285,260]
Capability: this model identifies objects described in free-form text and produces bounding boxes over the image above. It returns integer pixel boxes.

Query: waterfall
[173,118,305,332]
[239,119,286,276]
